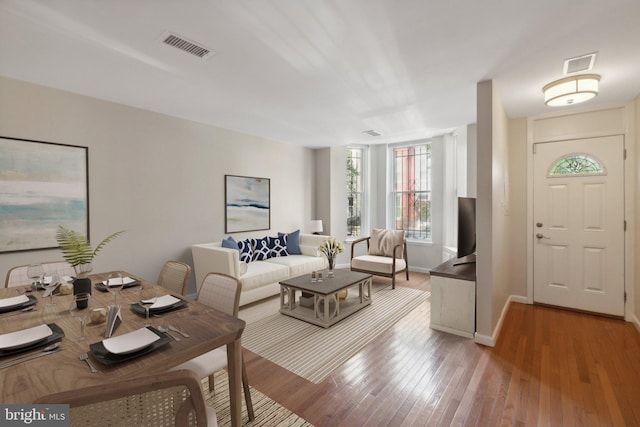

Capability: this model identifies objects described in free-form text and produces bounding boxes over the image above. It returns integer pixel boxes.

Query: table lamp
[310,220,323,235]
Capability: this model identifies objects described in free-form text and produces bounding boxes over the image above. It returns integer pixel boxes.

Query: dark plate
[89,326,171,365]
[0,323,65,357]
[0,294,38,314]
[129,297,188,316]
[95,280,141,293]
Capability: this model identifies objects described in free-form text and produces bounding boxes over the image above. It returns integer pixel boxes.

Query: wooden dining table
[0,271,246,427]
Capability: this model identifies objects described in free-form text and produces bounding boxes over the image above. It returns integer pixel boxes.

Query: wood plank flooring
[244,273,640,426]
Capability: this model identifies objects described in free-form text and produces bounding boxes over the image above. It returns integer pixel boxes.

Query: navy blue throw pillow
[251,237,271,261]
[278,229,301,255]
[270,236,289,257]
[237,239,253,263]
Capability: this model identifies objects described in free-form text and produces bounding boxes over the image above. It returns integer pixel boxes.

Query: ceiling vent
[161,31,214,60]
[362,130,382,137]
[563,53,597,75]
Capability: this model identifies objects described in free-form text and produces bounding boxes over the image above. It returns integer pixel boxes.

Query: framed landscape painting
[225,175,270,233]
[0,137,89,253]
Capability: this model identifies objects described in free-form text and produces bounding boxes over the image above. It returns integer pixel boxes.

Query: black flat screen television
[455,197,476,265]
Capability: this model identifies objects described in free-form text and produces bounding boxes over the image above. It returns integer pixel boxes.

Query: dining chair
[172,272,254,421]
[350,228,409,289]
[4,261,76,288]
[34,369,217,426]
[157,260,191,296]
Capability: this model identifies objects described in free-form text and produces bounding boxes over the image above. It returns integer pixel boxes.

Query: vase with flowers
[318,237,344,278]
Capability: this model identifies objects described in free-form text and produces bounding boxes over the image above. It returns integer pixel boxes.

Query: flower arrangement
[318,237,344,270]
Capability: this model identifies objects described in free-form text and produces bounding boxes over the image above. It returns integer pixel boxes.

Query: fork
[168,325,190,338]
[80,353,99,373]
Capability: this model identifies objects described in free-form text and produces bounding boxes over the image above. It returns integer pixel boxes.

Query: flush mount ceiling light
[543,74,600,107]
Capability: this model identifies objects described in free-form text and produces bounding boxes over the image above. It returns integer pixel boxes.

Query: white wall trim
[511,295,529,305]
[474,294,520,347]
[632,314,640,335]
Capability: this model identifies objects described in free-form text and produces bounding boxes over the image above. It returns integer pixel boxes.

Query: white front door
[533,136,625,316]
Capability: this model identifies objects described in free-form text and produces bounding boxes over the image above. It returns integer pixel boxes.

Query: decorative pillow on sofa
[277,229,302,255]
[269,236,289,257]
[251,237,271,261]
[369,228,405,258]
[237,239,254,263]
[221,236,240,251]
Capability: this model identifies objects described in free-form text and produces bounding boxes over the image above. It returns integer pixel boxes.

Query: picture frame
[225,175,270,233]
[0,136,89,253]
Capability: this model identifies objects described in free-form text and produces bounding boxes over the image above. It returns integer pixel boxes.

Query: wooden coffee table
[279,269,372,328]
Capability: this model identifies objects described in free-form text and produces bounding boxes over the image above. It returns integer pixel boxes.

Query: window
[391,143,431,240]
[549,153,604,176]
[347,147,364,237]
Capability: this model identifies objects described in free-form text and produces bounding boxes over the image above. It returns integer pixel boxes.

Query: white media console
[429,256,476,338]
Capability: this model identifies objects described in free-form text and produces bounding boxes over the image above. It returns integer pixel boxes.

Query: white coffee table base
[279,276,372,328]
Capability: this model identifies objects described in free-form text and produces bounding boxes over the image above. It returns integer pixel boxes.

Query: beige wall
[0,76,315,294]
[636,95,640,327]
[476,80,513,344]
[507,118,528,298]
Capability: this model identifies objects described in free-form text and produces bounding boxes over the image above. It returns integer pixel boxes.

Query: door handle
[536,233,550,240]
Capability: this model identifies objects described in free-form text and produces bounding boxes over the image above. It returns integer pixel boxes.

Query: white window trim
[387,139,433,243]
[346,145,368,241]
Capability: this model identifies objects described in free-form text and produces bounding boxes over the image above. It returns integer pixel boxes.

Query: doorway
[532,135,625,316]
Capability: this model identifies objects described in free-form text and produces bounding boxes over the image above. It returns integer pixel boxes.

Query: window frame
[347,146,366,239]
[388,141,433,242]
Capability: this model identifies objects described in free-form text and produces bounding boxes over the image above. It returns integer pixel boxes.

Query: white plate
[103,276,137,287]
[103,327,160,355]
[0,324,53,350]
[0,294,29,309]
[141,295,181,309]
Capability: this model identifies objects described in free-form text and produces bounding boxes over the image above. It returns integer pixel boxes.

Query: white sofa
[192,233,329,306]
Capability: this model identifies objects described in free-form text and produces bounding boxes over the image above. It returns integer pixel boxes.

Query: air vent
[362,130,382,137]
[161,31,214,60]
[563,53,597,75]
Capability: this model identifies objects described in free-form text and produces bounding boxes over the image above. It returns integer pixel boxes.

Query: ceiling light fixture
[543,74,600,107]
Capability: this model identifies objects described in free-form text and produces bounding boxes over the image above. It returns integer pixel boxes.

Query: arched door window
[548,153,605,177]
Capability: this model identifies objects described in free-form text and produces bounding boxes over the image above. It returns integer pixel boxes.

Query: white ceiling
[1,0,639,148]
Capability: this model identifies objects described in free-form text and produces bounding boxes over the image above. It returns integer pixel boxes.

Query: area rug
[241,286,429,383]
[205,371,313,427]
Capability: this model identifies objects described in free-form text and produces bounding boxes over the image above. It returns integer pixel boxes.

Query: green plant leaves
[55,226,125,266]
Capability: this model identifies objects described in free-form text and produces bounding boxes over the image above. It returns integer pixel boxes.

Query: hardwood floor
[244,273,640,426]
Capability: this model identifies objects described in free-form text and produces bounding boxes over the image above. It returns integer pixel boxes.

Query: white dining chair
[171,272,254,421]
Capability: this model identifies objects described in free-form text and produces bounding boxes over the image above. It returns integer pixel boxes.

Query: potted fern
[56,226,125,278]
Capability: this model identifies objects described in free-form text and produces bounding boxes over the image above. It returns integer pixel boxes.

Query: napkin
[0,295,29,308]
[104,305,122,338]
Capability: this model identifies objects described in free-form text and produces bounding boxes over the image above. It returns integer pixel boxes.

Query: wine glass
[139,284,156,326]
[107,272,124,306]
[42,272,59,306]
[27,263,44,291]
[70,293,93,341]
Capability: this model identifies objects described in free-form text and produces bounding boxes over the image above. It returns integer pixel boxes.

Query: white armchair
[350,229,409,289]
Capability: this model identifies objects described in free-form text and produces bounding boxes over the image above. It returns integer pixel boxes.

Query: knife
[0,348,63,369]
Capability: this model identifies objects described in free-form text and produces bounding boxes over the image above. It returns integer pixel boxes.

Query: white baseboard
[632,314,640,334]
[474,294,527,347]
